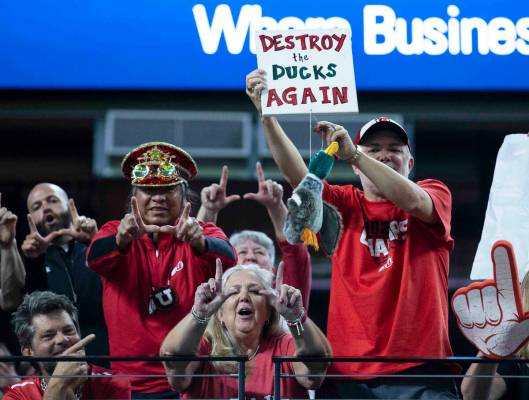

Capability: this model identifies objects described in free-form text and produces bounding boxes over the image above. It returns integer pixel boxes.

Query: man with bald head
[20,183,109,363]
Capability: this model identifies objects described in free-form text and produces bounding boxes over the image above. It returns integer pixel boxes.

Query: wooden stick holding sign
[256,29,358,116]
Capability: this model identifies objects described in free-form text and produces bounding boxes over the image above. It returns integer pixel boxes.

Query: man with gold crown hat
[87,142,237,399]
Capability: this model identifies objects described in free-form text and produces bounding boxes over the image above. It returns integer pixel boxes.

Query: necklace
[41,377,83,400]
[247,345,260,361]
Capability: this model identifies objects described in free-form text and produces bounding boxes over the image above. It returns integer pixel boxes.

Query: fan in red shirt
[197,162,312,310]
[245,69,457,399]
[160,261,331,399]
[86,142,237,398]
[4,291,130,400]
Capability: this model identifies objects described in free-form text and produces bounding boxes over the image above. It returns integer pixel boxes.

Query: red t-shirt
[3,365,131,399]
[86,220,236,394]
[181,334,308,399]
[322,179,454,378]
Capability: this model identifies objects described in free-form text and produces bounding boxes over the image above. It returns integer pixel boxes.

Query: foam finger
[467,288,486,327]
[482,285,501,324]
[492,241,523,319]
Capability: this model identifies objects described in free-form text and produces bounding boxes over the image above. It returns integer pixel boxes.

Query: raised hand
[21,215,63,258]
[0,193,17,247]
[245,69,267,116]
[53,199,98,243]
[192,259,237,319]
[452,240,529,358]
[116,197,160,249]
[259,262,304,321]
[314,121,356,161]
[200,165,240,214]
[244,162,284,211]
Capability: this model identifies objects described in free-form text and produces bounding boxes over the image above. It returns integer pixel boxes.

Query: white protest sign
[255,28,358,116]
[471,134,529,280]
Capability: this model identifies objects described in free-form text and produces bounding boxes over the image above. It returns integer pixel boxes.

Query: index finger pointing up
[27,214,39,235]
[275,261,284,289]
[68,198,79,224]
[131,197,147,230]
[219,165,229,189]
[180,202,191,221]
[215,258,223,282]
[255,162,266,184]
[492,240,524,320]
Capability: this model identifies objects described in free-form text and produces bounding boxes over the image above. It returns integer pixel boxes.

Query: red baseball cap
[354,117,409,147]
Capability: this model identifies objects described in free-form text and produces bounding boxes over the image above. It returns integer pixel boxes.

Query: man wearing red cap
[246,70,456,399]
[87,142,237,399]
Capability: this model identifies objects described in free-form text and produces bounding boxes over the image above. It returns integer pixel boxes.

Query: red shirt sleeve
[198,222,237,275]
[418,179,453,244]
[3,380,39,400]
[322,181,354,212]
[86,220,126,277]
[277,240,311,311]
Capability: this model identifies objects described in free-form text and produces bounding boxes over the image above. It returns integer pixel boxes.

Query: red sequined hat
[121,142,197,187]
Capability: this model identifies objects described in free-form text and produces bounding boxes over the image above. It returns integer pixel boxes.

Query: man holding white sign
[246,61,458,396]
[256,28,358,115]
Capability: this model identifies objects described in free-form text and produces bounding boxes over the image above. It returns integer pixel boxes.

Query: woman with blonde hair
[160,260,330,399]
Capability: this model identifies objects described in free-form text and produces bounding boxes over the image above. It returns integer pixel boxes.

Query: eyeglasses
[132,162,177,179]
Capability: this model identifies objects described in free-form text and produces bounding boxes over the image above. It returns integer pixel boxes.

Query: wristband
[344,146,362,164]
[191,307,210,324]
[286,309,306,336]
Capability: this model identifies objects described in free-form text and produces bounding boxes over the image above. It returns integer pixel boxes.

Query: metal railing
[2,355,529,399]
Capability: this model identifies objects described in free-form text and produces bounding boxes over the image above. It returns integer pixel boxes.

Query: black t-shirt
[497,360,529,399]
[25,240,109,364]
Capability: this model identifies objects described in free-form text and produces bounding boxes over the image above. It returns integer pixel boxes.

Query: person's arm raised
[0,193,25,311]
[315,121,437,223]
[243,162,288,240]
[160,259,237,392]
[246,70,308,188]
[197,166,240,224]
